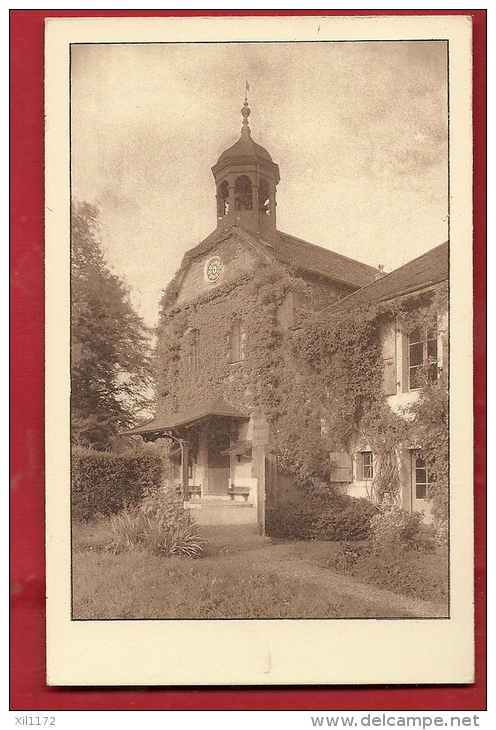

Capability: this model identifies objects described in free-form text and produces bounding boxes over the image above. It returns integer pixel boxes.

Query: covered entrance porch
[124,398,266,528]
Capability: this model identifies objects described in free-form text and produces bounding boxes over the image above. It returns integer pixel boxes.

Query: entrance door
[207,431,230,495]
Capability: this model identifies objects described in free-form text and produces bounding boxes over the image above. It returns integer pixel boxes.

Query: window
[217,180,229,218]
[413,454,433,500]
[258,178,270,215]
[229,319,245,363]
[357,451,374,480]
[234,175,252,210]
[408,327,438,390]
[189,329,200,373]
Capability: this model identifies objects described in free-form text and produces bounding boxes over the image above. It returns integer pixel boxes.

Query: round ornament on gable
[205,256,223,284]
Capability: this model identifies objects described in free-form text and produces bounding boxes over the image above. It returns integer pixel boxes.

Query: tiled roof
[122,398,249,436]
[265,230,379,289]
[321,241,449,315]
[180,225,378,290]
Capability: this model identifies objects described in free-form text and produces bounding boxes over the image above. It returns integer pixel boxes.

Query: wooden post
[258,449,266,536]
[180,440,190,499]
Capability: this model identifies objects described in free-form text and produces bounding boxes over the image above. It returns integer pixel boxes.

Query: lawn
[71,520,448,620]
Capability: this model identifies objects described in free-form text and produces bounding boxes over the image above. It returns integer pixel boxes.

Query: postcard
[45,14,474,686]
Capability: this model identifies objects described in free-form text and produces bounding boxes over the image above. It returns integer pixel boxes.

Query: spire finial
[241,80,251,136]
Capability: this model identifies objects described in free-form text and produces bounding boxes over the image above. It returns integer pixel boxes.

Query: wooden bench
[184,485,202,500]
[227,485,250,501]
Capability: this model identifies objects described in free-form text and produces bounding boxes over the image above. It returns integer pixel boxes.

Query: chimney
[375,264,386,280]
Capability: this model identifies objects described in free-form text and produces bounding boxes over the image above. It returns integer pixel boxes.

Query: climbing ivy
[155,252,298,421]
[155,242,448,521]
[288,285,449,520]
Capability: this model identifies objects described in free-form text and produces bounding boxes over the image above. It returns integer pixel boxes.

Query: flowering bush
[434,519,449,549]
[370,497,435,553]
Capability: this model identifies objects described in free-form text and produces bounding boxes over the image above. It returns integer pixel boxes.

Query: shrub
[326,540,448,602]
[265,502,317,540]
[313,498,378,541]
[265,495,378,541]
[108,487,203,557]
[349,546,448,602]
[107,509,148,553]
[71,446,162,521]
[434,519,449,548]
[325,501,447,602]
[370,500,435,553]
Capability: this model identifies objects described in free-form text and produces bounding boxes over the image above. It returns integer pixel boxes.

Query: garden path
[201,525,448,619]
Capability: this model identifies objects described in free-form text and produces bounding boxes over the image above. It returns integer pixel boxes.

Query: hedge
[71,447,163,521]
[265,496,378,541]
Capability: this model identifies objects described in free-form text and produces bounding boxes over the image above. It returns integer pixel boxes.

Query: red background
[10,9,486,711]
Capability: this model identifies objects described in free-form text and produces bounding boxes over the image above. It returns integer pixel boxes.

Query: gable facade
[149,224,370,529]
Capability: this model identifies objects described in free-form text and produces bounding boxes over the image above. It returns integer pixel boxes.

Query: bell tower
[211,96,280,237]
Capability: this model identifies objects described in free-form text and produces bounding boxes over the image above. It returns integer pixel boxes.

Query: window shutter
[383,358,397,395]
[329,452,352,482]
[382,326,397,396]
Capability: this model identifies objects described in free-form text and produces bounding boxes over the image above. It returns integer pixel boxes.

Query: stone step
[185,500,254,508]
[185,498,257,525]
[185,494,252,503]
[187,502,257,526]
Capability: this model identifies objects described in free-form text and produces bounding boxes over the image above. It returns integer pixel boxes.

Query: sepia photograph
[44,15,474,686]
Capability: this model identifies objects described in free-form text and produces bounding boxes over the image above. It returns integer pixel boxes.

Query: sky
[71,40,448,327]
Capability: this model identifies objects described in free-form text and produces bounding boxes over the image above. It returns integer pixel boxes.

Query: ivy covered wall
[289,285,449,520]
[155,229,448,523]
[155,232,346,426]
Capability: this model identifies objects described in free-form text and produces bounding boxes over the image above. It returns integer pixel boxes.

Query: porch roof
[220,440,252,456]
[122,398,249,437]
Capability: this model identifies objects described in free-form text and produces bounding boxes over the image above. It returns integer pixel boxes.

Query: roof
[265,230,379,289]
[220,440,252,456]
[321,241,449,315]
[216,133,273,164]
[122,398,249,436]
[174,225,378,296]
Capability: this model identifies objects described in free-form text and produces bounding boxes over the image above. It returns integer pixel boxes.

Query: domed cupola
[211,96,280,236]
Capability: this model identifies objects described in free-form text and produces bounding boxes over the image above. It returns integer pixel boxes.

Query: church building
[124,98,381,530]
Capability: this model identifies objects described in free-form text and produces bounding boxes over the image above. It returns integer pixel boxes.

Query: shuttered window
[329,452,352,482]
[409,328,438,390]
[357,451,374,481]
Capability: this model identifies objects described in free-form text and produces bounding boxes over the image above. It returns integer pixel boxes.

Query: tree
[71,202,153,449]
